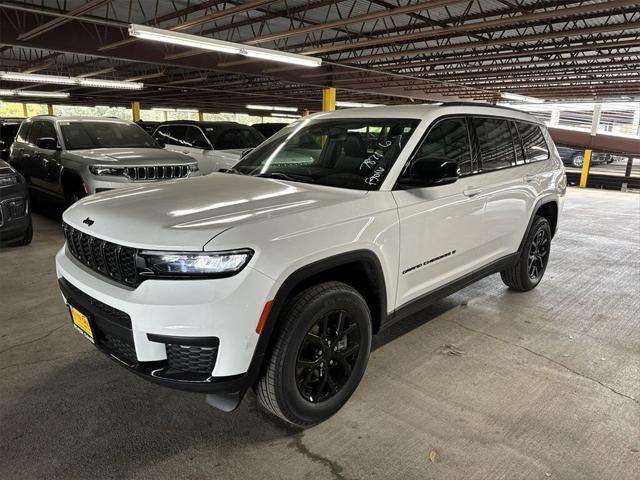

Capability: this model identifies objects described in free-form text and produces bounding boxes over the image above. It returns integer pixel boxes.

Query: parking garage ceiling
[0,0,638,112]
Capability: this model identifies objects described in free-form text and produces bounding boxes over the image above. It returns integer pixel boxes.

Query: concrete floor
[1,188,638,480]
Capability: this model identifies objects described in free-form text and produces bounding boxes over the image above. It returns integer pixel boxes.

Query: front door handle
[523,174,537,183]
[463,187,482,197]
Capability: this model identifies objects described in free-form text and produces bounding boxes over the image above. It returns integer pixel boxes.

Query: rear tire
[256,281,372,426]
[500,216,551,292]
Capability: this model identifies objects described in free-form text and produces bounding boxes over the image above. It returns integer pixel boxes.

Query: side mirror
[192,140,212,150]
[398,157,459,188]
[240,148,253,158]
[36,137,59,150]
[155,138,166,148]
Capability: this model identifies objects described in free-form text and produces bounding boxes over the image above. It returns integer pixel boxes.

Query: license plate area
[69,305,94,344]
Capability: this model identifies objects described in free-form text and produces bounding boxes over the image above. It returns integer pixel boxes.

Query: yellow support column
[322,87,336,112]
[163,111,168,121]
[47,104,54,116]
[22,103,28,117]
[198,111,204,121]
[131,101,141,122]
[302,109,310,117]
[579,149,592,188]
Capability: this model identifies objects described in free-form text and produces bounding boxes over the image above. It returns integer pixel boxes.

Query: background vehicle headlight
[89,165,126,176]
[140,249,253,276]
[0,174,19,186]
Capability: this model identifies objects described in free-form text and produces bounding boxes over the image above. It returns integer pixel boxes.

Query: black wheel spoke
[527,227,550,281]
[304,332,323,345]
[336,311,345,337]
[295,309,362,404]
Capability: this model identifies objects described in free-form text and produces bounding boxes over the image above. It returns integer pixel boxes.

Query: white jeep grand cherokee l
[56,104,566,425]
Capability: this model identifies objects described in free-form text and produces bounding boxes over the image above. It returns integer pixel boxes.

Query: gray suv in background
[9,116,198,206]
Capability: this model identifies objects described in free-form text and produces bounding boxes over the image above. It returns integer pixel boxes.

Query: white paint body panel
[56,104,566,379]
[165,145,243,174]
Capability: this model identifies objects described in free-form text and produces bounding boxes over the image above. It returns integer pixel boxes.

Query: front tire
[500,216,551,292]
[256,281,372,426]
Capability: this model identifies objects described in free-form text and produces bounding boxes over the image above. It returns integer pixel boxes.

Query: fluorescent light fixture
[128,24,322,68]
[0,71,76,85]
[500,92,545,104]
[0,89,69,98]
[246,104,298,112]
[0,71,143,90]
[336,101,384,108]
[79,78,143,90]
[271,113,301,118]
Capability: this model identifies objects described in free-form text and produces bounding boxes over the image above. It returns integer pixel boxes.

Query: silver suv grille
[126,165,190,181]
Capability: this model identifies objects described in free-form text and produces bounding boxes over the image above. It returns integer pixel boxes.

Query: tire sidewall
[276,288,372,424]
[519,217,551,289]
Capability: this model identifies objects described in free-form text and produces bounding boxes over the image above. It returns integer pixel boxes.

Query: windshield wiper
[256,172,315,183]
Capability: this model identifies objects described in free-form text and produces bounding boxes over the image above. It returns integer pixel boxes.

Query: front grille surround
[126,165,190,181]
[63,223,140,287]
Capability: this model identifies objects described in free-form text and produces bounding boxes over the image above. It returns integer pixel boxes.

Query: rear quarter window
[517,122,550,162]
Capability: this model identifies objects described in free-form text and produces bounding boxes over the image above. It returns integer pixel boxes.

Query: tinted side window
[28,121,46,144]
[517,122,549,162]
[16,122,30,143]
[154,125,187,146]
[413,118,473,175]
[472,117,516,171]
[184,126,210,149]
[39,121,58,141]
[216,127,263,149]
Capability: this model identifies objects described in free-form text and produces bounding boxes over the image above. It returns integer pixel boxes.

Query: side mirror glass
[398,157,459,188]
[240,148,253,158]
[36,137,59,150]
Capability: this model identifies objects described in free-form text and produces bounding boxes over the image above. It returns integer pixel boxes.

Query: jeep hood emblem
[83,217,95,226]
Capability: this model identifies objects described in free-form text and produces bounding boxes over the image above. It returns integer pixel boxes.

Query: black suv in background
[0,160,31,246]
[251,122,288,138]
[0,117,24,161]
[556,145,614,168]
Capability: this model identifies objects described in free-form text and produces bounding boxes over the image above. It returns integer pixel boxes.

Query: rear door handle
[523,174,537,183]
[463,187,482,197]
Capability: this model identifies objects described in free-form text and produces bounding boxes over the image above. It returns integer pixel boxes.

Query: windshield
[233,118,419,190]
[59,121,159,150]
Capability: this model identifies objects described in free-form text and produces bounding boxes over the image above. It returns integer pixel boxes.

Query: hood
[65,147,194,166]
[63,173,366,250]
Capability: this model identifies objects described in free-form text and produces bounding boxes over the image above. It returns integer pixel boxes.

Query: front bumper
[56,246,275,393]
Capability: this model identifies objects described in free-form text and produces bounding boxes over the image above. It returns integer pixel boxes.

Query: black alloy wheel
[527,228,549,280]
[296,310,361,403]
[500,215,552,291]
[256,281,372,426]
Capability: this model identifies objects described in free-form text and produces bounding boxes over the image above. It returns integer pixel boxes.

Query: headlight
[188,163,199,172]
[89,165,126,176]
[0,174,19,186]
[140,249,253,277]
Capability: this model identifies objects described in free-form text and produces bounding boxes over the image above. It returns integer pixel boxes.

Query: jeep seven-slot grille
[127,165,189,181]
[63,223,139,287]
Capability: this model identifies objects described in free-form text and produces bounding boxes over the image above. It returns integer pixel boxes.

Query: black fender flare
[241,249,388,391]
[518,196,558,253]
